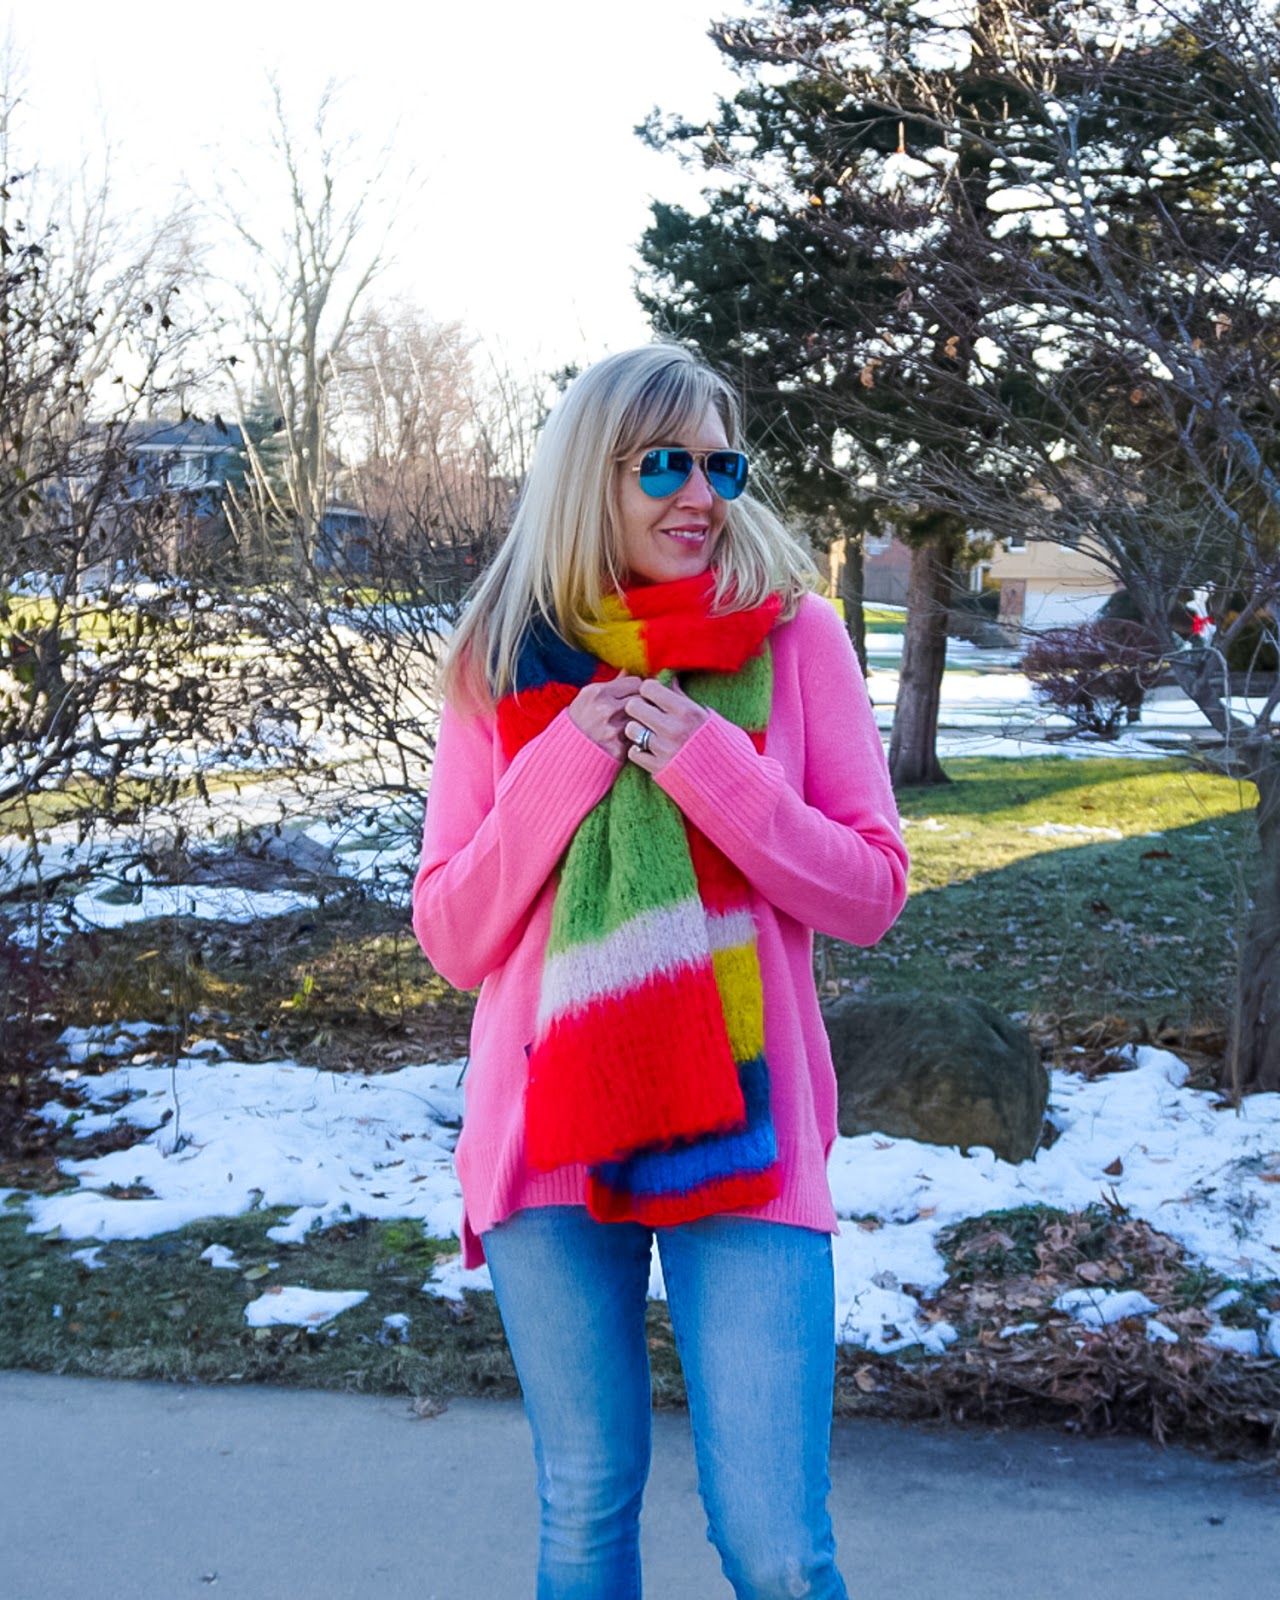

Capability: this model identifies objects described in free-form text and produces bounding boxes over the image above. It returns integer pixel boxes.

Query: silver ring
[634,725,652,755]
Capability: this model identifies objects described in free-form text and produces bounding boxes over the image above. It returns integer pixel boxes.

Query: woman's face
[615,404,731,586]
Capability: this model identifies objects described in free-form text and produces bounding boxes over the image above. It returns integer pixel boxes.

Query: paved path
[1,1371,1276,1599]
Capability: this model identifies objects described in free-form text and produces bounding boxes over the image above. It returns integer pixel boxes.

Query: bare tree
[221,78,396,564]
[0,90,248,1096]
[333,300,516,568]
[226,304,532,807]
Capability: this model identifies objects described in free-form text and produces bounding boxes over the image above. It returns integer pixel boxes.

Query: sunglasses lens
[706,451,748,500]
[637,449,693,498]
[635,448,749,500]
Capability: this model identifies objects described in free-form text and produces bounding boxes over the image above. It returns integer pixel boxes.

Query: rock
[253,824,338,880]
[824,992,1048,1163]
[180,824,342,892]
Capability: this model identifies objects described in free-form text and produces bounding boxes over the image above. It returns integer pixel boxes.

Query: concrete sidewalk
[1,1371,1275,1600]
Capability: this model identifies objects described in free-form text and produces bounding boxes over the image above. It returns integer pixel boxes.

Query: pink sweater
[412,593,909,1267]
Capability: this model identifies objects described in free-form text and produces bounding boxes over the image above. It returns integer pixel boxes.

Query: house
[830,528,1120,630]
[75,419,379,578]
[73,418,245,578]
[977,532,1120,632]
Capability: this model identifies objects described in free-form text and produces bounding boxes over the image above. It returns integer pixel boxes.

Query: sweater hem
[457,1133,837,1268]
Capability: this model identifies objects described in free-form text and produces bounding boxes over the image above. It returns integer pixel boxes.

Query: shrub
[1022,620,1166,737]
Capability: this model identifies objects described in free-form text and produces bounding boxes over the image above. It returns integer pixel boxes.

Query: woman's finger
[635,677,687,710]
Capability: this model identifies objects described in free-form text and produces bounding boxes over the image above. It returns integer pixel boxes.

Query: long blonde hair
[441,344,816,706]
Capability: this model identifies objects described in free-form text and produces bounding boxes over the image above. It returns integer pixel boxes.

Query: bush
[1022,620,1166,737]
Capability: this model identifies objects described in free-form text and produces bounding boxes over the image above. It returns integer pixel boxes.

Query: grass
[0,768,285,833]
[0,1204,687,1403]
[15,898,476,1072]
[0,1204,509,1394]
[826,599,906,632]
[821,756,1254,1046]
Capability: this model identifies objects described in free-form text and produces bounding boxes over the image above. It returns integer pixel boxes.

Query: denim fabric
[483,1206,848,1600]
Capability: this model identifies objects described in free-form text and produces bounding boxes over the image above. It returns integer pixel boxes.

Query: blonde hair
[441,344,816,706]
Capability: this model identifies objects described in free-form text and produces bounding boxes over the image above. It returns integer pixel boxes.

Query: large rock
[824,992,1048,1163]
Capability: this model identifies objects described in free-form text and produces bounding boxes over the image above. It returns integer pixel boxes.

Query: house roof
[124,418,244,453]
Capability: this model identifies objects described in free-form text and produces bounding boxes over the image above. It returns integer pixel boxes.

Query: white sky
[3,0,738,373]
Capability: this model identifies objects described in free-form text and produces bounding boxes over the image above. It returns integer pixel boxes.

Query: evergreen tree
[640,0,1029,785]
[643,0,1280,1090]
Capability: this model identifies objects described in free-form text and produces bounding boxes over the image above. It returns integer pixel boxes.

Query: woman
[412,345,908,1600]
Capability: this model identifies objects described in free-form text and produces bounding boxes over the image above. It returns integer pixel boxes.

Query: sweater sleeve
[654,597,909,946]
[411,700,622,990]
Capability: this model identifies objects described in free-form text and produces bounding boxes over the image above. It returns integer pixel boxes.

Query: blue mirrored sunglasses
[631,447,749,501]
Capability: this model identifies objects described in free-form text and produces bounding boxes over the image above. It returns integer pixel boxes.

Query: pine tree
[645,0,1280,1091]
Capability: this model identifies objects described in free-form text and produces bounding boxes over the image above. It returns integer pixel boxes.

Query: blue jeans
[482,1206,848,1600]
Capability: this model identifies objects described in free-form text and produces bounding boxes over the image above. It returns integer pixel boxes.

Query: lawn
[823,756,1252,1049]
[827,600,906,632]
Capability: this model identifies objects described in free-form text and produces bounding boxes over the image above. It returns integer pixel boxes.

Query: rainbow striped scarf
[496,574,783,1227]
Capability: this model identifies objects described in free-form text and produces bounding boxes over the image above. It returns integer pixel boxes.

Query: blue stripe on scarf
[512,616,599,692]
[592,1056,776,1201]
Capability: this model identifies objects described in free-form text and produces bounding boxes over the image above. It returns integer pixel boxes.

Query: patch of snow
[1202,1325,1261,1357]
[424,1255,493,1303]
[378,1312,411,1345]
[69,1246,105,1270]
[1054,1288,1160,1329]
[18,1045,1280,1360]
[1206,1288,1242,1313]
[200,1244,241,1270]
[243,1286,368,1328]
[26,1056,467,1243]
[1024,823,1124,840]
[58,1022,163,1062]
[1146,1319,1180,1344]
[71,882,318,929]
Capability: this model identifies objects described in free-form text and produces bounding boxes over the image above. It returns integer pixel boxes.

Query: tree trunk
[838,535,867,677]
[1231,743,1280,1096]
[888,536,952,788]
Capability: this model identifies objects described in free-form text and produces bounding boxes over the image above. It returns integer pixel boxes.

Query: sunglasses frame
[630,447,749,502]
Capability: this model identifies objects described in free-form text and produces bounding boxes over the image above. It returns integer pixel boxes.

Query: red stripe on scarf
[496,667,615,759]
[525,964,746,1172]
[623,575,781,673]
[684,825,748,914]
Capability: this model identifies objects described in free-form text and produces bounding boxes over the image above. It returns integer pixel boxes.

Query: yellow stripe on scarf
[712,943,765,1060]
[589,595,651,676]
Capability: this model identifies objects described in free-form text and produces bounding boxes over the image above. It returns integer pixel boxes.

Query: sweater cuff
[653,713,779,843]
[497,707,622,814]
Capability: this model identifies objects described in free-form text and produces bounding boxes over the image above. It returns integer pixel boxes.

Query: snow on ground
[69,883,319,929]
[866,660,1266,763]
[5,644,1272,1348]
[16,1042,1280,1357]
[243,1286,369,1330]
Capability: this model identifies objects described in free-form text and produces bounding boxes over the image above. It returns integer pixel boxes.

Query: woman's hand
[568,675,644,761]
[624,678,710,773]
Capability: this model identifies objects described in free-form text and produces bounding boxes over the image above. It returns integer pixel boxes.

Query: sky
[3,0,740,374]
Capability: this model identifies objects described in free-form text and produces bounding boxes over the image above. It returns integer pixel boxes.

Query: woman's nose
[675,461,715,508]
